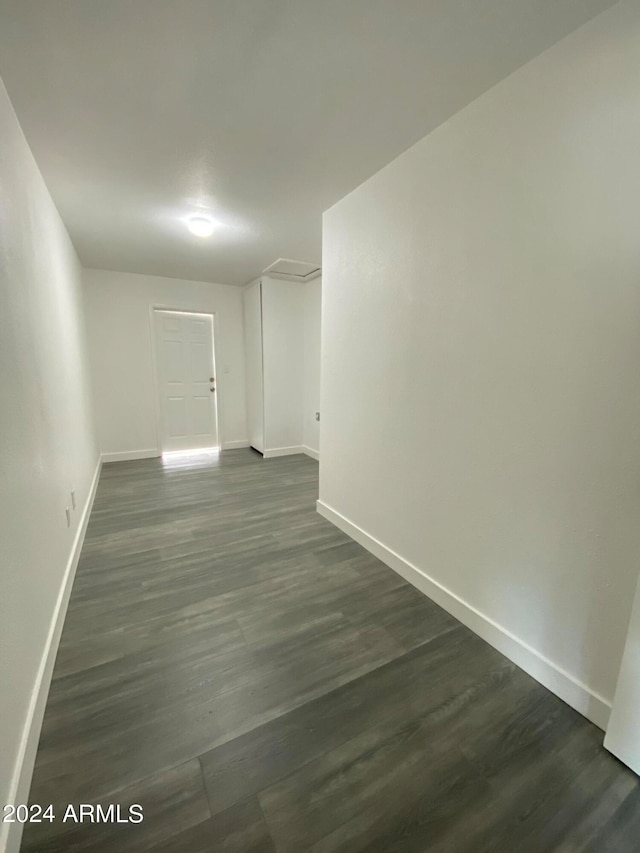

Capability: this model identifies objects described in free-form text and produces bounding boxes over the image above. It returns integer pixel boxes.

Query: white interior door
[154,309,218,452]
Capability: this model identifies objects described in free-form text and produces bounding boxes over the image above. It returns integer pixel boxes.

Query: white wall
[261,278,305,454]
[320,0,640,728]
[303,278,322,456]
[0,78,98,851]
[83,268,248,458]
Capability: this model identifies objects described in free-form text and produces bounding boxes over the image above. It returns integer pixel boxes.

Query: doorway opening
[153,309,219,454]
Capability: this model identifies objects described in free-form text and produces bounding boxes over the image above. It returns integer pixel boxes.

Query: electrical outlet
[71,490,76,510]
[65,507,71,528]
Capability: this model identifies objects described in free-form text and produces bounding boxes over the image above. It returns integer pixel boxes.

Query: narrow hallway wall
[319,0,640,728]
[0,77,98,852]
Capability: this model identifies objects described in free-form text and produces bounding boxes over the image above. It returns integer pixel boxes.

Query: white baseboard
[263,446,306,459]
[316,499,611,731]
[2,457,102,853]
[302,446,320,461]
[101,449,159,463]
[221,440,250,450]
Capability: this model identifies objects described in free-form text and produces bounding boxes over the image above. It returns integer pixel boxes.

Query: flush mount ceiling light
[187,215,216,237]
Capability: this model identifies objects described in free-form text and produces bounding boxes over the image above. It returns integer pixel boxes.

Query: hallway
[23,451,640,851]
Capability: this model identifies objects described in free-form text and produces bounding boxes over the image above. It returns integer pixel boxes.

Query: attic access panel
[262,258,321,281]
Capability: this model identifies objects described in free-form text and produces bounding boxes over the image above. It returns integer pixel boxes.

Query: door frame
[149,305,223,453]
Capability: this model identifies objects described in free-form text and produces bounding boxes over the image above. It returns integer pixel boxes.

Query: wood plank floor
[22,450,640,852]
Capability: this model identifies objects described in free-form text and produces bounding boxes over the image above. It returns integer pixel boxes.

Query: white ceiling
[0,0,616,286]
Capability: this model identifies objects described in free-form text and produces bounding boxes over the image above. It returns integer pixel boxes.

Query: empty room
[2,1,640,850]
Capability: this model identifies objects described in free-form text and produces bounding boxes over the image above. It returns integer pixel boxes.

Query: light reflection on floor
[160,447,220,470]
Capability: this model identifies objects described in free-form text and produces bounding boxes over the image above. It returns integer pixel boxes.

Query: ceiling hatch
[263,258,321,281]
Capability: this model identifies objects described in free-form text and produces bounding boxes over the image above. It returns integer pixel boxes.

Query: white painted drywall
[320,0,640,722]
[261,278,305,453]
[303,278,322,456]
[243,280,265,453]
[0,77,98,850]
[83,269,248,457]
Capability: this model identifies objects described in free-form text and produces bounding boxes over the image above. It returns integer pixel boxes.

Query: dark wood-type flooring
[22,450,640,851]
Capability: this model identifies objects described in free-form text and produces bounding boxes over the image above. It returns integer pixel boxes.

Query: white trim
[2,457,102,853]
[316,499,611,731]
[263,446,306,458]
[221,440,250,450]
[148,304,163,454]
[302,446,320,461]
[101,449,160,463]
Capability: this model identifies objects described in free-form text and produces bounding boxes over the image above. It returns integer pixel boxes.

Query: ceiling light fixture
[187,215,215,237]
